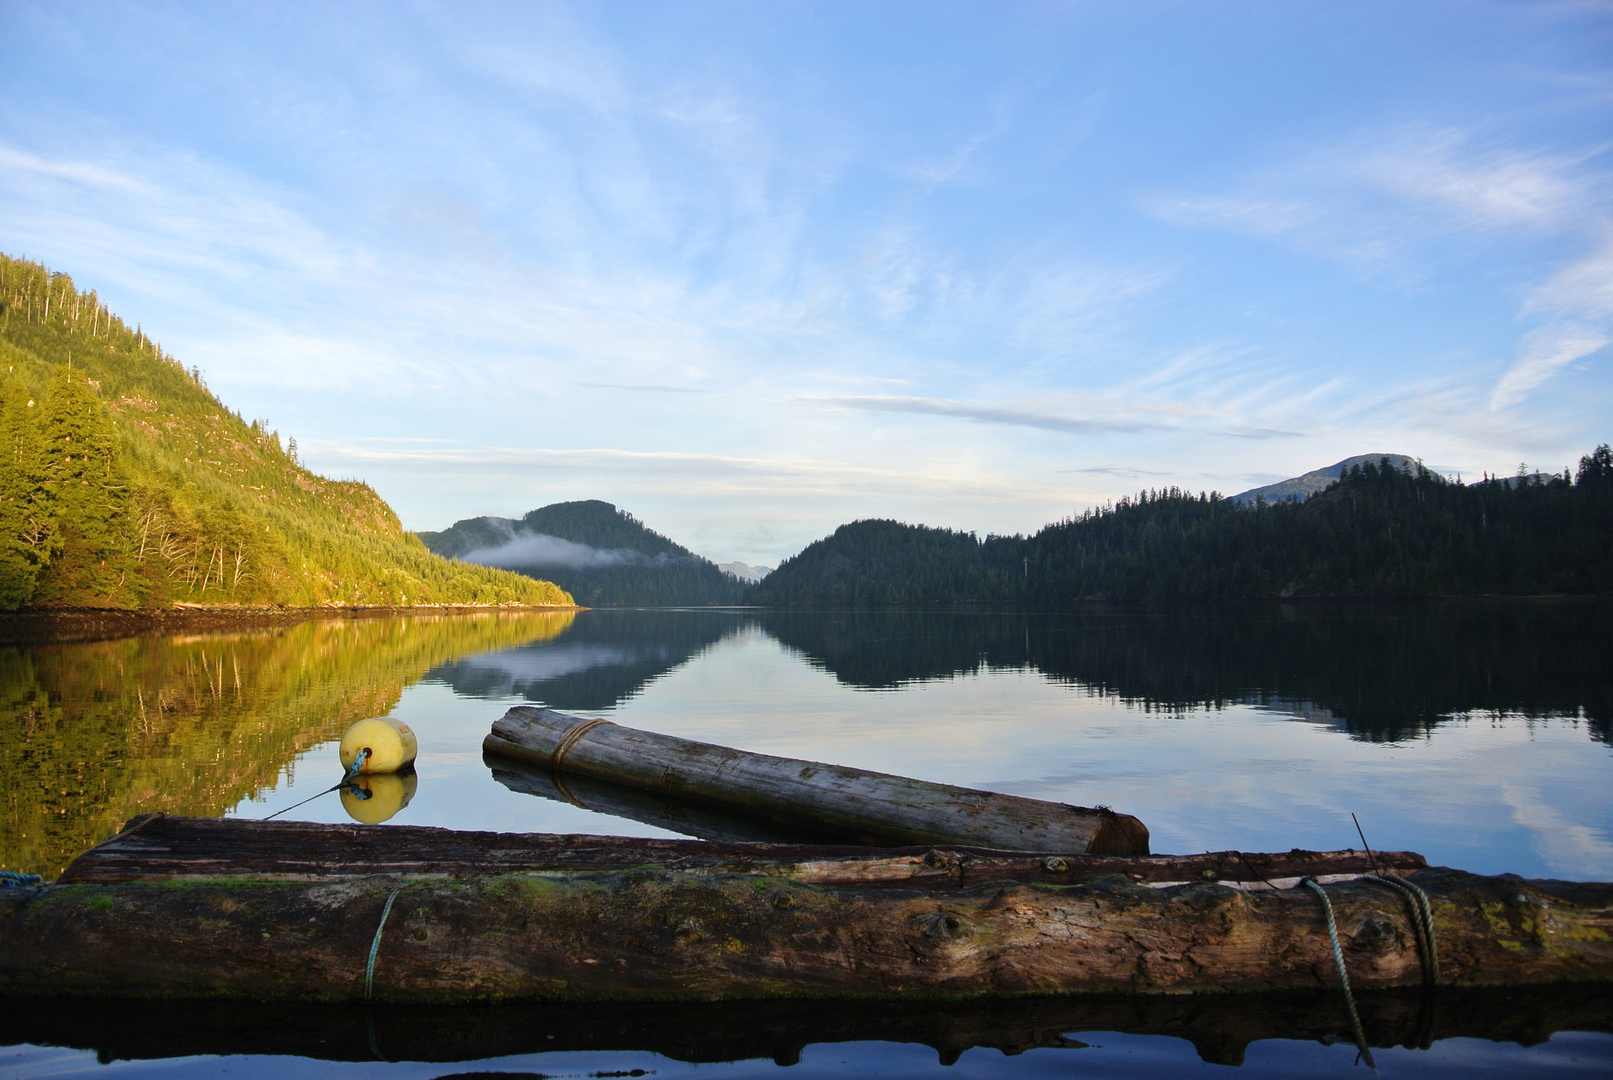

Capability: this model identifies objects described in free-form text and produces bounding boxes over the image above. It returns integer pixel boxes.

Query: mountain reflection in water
[2,601,1611,1078]
[3,600,1610,880]
[757,602,1613,743]
[426,608,742,711]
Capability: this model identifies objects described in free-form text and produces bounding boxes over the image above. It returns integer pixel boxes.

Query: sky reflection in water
[5,603,1610,1078]
[236,603,1613,882]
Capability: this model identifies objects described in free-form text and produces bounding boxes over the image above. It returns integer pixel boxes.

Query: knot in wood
[915,911,973,943]
[1350,916,1399,954]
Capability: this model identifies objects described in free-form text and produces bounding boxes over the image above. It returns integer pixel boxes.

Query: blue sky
[2,1,1610,564]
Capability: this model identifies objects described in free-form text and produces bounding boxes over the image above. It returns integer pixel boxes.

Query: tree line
[751,451,1613,605]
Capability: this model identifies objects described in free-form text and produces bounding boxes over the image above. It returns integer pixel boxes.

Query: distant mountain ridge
[417,500,747,607]
[717,561,772,583]
[750,449,1613,603]
[1232,454,1419,504]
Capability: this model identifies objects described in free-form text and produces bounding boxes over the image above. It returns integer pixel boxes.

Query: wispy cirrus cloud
[806,394,1159,434]
[1144,126,1607,246]
[1145,125,1613,411]
[0,144,148,193]
[310,439,1044,501]
[1358,131,1602,229]
[1491,222,1613,410]
[1491,327,1609,410]
[803,394,1303,439]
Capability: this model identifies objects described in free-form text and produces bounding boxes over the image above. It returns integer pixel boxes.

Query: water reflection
[425,608,743,710]
[759,601,1613,742]
[3,601,1610,880]
[2,602,1611,1079]
[489,753,863,844]
[0,610,574,876]
[2,984,1607,1070]
[340,768,418,823]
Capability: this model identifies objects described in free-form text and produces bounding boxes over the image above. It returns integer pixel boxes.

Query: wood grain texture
[483,705,1151,855]
[55,814,1420,888]
[5,817,1609,1003]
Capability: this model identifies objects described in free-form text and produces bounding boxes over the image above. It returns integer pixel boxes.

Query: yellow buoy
[339,717,418,775]
[340,770,418,824]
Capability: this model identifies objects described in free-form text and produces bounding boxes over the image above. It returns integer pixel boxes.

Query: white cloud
[1144,125,1613,412]
[1359,130,1597,228]
[0,145,148,193]
[1526,230,1613,321]
[807,394,1161,434]
[1491,327,1609,409]
[1143,126,1608,265]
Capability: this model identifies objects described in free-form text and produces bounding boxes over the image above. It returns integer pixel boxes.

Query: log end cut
[1086,810,1151,856]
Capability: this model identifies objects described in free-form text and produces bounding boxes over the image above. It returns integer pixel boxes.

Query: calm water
[3,601,1611,1076]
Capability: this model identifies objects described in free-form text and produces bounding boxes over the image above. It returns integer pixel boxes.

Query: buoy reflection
[340,768,418,824]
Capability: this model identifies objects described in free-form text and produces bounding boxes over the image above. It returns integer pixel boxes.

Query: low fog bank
[461,531,698,571]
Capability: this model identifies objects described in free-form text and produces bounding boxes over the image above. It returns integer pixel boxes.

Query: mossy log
[483,706,1150,855]
[1,816,1609,1003]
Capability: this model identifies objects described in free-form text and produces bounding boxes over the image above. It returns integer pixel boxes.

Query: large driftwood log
[54,815,1423,889]
[483,706,1150,855]
[3,816,1610,1003]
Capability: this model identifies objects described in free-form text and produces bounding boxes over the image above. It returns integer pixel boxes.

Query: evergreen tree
[0,373,54,608]
[27,369,142,607]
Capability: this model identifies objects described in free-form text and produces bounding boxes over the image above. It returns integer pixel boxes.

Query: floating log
[483,706,1151,855]
[2,815,1610,1003]
[52,814,1425,889]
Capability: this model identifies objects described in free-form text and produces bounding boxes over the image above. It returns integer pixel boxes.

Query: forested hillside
[751,453,1613,604]
[419,500,747,606]
[0,254,572,610]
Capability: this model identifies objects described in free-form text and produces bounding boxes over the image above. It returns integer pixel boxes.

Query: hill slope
[418,500,747,606]
[0,253,572,610]
[752,454,1613,603]
[1231,454,1418,504]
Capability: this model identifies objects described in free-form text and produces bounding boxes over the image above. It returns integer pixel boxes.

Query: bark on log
[54,815,1423,890]
[483,706,1150,855]
[4,819,1610,1003]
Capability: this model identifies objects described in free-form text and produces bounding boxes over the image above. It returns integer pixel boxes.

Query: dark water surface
[3,601,1611,1076]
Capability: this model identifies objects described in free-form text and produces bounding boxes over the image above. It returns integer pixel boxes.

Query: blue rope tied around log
[1366,874,1439,987]
[1302,877,1376,1071]
[364,882,409,1003]
[0,871,43,887]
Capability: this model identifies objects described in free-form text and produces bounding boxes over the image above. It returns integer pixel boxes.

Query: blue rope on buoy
[263,747,371,821]
[0,871,43,888]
